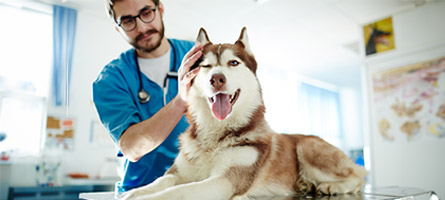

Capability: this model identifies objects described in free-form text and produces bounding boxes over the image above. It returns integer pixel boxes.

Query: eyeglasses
[117,5,158,32]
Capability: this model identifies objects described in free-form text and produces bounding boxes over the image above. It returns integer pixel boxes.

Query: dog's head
[186,27,264,128]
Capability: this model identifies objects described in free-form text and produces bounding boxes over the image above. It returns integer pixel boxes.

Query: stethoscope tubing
[135,40,178,104]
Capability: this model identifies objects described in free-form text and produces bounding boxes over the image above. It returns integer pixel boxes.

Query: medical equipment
[135,40,178,104]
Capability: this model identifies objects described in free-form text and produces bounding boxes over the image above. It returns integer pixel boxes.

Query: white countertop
[64,177,119,186]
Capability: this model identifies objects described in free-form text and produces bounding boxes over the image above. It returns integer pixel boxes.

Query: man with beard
[92,0,202,197]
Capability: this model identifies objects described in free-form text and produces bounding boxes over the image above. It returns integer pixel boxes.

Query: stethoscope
[136,40,178,104]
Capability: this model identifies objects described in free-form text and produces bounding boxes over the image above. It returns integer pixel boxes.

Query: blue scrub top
[92,39,195,194]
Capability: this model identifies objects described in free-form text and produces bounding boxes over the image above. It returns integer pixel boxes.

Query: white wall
[363,2,445,198]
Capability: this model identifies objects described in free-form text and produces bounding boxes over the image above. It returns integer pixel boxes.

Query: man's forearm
[118,96,187,162]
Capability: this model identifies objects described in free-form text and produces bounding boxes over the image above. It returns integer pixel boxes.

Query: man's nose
[135,17,149,32]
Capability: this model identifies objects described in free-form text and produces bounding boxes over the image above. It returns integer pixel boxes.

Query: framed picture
[363,17,395,56]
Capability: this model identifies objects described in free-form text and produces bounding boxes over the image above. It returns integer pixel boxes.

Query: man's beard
[131,21,165,53]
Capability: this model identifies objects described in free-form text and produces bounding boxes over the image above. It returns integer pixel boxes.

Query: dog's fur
[121,27,367,200]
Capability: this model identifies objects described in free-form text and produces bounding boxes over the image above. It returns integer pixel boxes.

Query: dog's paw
[119,191,132,200]
[316,183,343,195]
[296,179,315,194]
[119,189,149,200]
[119,190,138,200]
[316,180,363,195]
[316,182,361,195]
[119,185,164,200]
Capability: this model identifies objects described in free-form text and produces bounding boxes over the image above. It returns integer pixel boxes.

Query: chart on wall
[46,116,75,150]
[371,56,445,141]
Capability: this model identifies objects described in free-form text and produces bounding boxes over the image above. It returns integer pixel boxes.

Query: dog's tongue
[211,93,231,120]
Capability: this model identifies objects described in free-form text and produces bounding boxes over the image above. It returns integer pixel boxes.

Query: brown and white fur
[121,27,367,200]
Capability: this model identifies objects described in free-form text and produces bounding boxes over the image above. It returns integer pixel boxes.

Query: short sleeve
[92,65,141,144]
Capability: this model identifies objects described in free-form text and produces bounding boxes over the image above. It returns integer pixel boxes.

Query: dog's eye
[201,64,212,68]
[228,60,239,66]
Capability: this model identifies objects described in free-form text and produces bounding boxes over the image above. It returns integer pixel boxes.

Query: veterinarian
[92,0,202,197]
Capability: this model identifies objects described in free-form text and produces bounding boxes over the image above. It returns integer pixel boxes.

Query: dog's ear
[196,27,212,45]
[235,27,253,55]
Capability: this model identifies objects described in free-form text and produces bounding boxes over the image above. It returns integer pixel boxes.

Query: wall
[362,2,445,198]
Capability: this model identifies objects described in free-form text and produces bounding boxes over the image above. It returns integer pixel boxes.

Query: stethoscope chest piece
[138,89,150,103]
[135,39,178,104]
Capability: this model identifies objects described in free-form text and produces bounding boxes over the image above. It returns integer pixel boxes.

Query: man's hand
[177,42,203,104]
[119,42,203,162]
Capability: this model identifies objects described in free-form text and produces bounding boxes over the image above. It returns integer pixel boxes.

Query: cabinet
[8,185,113,200]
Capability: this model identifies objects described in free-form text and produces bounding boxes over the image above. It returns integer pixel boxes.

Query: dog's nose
[210,73,226,89]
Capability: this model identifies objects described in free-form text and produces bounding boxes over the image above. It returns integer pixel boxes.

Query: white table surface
[79,186,439,200]
[79,191,116,200]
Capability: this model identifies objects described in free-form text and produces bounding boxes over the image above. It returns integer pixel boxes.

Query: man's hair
[106,0,160,22]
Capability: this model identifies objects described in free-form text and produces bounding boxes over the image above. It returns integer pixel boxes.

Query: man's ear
[235,27,253,55]
[158,1,165,16]
[196,27,212,45]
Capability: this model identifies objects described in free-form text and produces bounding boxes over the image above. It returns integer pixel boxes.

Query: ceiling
[39,0,438,88]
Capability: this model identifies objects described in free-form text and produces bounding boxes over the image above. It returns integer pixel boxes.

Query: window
[0,1,53,156]
[297,82,343,148]
[261,71,343,149]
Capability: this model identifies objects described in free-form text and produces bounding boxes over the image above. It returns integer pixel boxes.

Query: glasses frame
[117,5,158,32]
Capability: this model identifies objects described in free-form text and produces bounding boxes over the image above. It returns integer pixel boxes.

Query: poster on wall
[46,116,75,150]
[371,56,445,141]
[363,17,395,56]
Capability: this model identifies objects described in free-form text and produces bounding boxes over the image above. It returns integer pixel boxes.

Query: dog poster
[363,17,395,56]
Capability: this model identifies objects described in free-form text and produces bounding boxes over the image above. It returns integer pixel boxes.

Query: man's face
[113,0,165,53]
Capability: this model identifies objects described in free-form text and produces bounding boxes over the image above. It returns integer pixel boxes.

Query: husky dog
[121,27,367,200]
